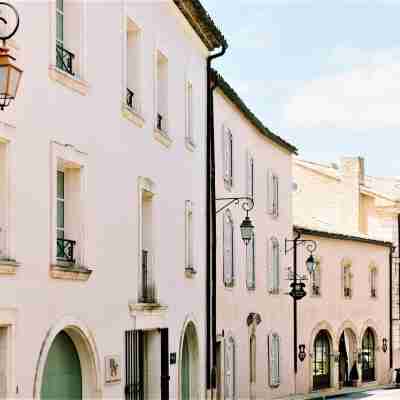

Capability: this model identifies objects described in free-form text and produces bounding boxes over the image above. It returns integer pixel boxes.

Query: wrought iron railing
[139,250,155,303]
[57,238,76,264]
[126,88,140,115]
[344,287,352,298]
[56,44,75,76]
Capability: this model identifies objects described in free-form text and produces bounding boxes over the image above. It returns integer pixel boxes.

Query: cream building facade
[0,1,226,399]
[212,71,298,400]
[292,157,397,396]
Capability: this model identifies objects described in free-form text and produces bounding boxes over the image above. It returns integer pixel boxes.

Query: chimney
[340,157,364,233]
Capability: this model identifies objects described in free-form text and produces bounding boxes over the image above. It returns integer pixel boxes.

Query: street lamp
[285,231,318,374]
[0,2,22,110]
[216,196,254,245]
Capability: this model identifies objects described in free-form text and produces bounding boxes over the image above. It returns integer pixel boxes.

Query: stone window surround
[0,309,16,398]
[48,1,89,95]
[50,141,90,281]
[368,262,378,299]
[341,258,353,299]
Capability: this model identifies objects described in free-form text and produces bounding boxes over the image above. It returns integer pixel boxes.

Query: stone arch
[337,320,359,347]
[33,316,102,399]
[360,323,380,383]
[309,320,337,353]
[359,319,380,348]
[179,316,200,400]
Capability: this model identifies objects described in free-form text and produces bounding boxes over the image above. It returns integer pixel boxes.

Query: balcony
[56,44,75,76]
[139,250,155,303]
[57,238,76,264]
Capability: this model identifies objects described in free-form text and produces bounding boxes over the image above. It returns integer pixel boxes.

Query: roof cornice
[173,0,227,51]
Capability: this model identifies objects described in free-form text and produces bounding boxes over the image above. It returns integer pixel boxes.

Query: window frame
[268,333,280,388]
[185,80,195,148]
[246,231,255,290]
[223,209,235,287]
[223,126,233,189]
[224,335,236,400]
[268,237,280,294]
[267,170,279,217]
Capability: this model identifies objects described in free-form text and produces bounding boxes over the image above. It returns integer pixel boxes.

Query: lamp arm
[216,196,254,215]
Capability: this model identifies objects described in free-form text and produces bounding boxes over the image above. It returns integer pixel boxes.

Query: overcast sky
[202,0,400,178]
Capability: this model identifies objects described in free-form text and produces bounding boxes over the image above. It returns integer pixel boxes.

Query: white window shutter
[274,175,279,217]
[229,131,233,187]
[274,335,280,385]
[267,169,274,214]
[225,338,235,400]
[267,239,273,292]
[268,334,273,386]
[223,128,233,186]
[223,212,233,286]
[247,152,254,199]
[273,241,280,291]
[247,233,255,289]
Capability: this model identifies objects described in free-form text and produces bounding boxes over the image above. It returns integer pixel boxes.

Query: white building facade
[0,1,225,399]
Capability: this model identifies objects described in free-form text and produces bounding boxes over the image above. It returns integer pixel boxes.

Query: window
[223,127,233,188]
[223,210,234,287]
[267,170,279,217]
[247,152,255,199]
[51,142,88,270]
[186,81,195,146]
[246,232,255,290]
[125,18,141,115]
[370,266,377,298]
[268,238,280,293]
[139,178,156,303]
[250,334,256,384]
[156,51,168,134]
[225,336,236,400]
[311,259,321,296]
[0,326,9,398]
[343,262,352,298]
[268,333,280,387]
[54,0,84,77]
[185,200,195,273]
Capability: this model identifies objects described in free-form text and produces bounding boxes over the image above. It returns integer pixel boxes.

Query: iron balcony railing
[57,238,76,264]
[126,88,140,115]
[139,249,155,303]
[156,113,168,133]
[344,287,352,298]
[56,44,75,76]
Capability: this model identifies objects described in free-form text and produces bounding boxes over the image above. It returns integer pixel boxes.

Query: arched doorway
[41,330,82,399]
[361,328,375,382]
[180,322,199,400]
[313,330,331,390]
[338,329,357,387]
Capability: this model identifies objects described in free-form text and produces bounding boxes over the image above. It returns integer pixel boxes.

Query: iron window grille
[57,238,76,264]
[139,249,155,303]
[56,44,75,76]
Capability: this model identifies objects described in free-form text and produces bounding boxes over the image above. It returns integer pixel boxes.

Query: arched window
[311,259,321,296]
[343,262,352,298]
[268,333,280,387]
[313,330,331,390]
[250,334,256,384]
[246,232,255,290]
[268,238,280,293]
[225,336,236,400]
[370,267,377,298]
[361,328,375,382]
[223,210,234,287]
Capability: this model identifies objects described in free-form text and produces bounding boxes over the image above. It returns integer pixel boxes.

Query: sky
[201,0,400,178]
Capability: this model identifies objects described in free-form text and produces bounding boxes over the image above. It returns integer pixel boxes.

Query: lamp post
[285,231,317,375]
[0,2,22,110]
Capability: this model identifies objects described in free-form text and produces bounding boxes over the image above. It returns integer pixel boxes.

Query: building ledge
[121,104,145,128]
[153,128,172,148]
[49,66,90,96]
[50,263,92,281]
[129,302,168,330]
[0,259,19,275]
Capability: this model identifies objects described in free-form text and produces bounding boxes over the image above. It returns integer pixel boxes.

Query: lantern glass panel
[306,254,316,274]
[8,65,21,98]
[0,66,9,95]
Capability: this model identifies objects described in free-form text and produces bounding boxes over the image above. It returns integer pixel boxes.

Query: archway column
[332,353,339,390]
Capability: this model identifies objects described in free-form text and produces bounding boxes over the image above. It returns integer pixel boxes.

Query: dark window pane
[57,171,64,199]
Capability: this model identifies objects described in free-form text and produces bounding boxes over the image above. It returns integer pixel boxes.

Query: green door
[41,331,82,400]
[181,335,190,400]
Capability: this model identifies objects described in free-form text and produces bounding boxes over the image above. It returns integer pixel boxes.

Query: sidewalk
[276,383,396,400]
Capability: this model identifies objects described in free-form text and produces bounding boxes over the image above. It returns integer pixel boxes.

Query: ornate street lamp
[382,338,388,353]
[284,231,318,375]
[298,344,306,362]
[0,2,22,110]
[216,196,254,246]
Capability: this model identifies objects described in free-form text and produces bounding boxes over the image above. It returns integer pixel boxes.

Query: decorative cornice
[294,226,393,248]
[173,0,227,51]
[212,69,298,155]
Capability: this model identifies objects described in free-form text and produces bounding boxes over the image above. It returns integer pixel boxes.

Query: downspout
[206,43,227,392]
[390,245,393,369]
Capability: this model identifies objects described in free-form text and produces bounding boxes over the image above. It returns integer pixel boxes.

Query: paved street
[328,388,400,399]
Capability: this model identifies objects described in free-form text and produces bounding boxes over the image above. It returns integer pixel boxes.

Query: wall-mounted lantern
[298,344,306,362]
[382,338,388,353]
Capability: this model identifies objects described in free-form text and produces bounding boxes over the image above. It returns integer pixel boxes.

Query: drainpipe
[206,43,227,395]
[390,245,393,369]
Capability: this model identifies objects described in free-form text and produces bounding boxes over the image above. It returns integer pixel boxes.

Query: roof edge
[212,69,298,155]
[294,226,393,248]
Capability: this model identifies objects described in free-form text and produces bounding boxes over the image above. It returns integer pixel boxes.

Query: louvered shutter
[247,152,254,199]
[246,233,255,290]
[267,169,274,214]
[273,335,280,385]
[273,241,280,291]
[223,213,233,286]
[315,263,321,294]
[267,239,273,293]
[223,128,233,186]
[225,338,235,400]
[268,334,280,387]
[274,175,279,217]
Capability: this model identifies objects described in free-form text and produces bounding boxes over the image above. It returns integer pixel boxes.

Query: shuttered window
[56,0,64,46]
[246,232,255,290]
[370,268,377,298]
[225,337,235,400]
[267,170,279,217]
[268,333,280,387]
[223,210,234,287]
[186,82,194,145]
[311,260,321,296]
[343,264,352,298]
[185,200,194,270]
[247,152,255,199]
[268,238,280,293]
[223,128,233,188]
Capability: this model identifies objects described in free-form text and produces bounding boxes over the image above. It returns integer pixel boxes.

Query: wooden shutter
[247,152,254,199]
[125,330,144,400]
[273,240,280,291]
[274,175,279,217]
[223,212,234,286]
[160,328,170,400]
[268,334,280,387]
[246,233,255,290]
[267,239,273,293]
[267,169,273,214]
[225,338,235,400]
